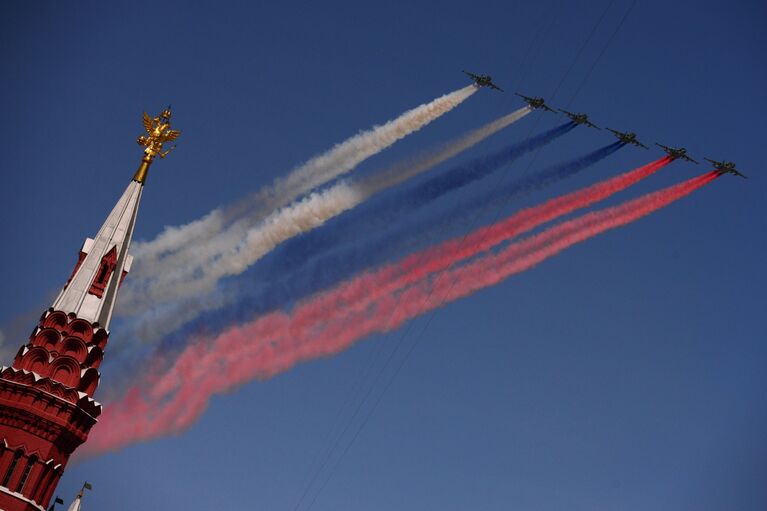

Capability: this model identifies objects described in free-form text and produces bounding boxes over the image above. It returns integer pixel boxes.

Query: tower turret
[0,108,179,511]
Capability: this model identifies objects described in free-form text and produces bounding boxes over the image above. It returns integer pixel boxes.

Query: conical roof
[51,179,143,330]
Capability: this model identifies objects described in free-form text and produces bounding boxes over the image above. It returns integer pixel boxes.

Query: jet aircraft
[463,71,503,91]
[655,143,698,164]
[704,157,747,178]
[559,109,599,129]
[606,128,648,149]
[515,93,556,113]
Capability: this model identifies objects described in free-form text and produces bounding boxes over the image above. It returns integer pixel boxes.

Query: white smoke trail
[268,85,479,205]
[117,107,532,342]
[131,209,226,278]
[123,86,477,304]
[358,106,531,195]
[131,85,477,272]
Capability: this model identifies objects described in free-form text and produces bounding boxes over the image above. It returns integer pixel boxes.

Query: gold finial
[133,105,181,184]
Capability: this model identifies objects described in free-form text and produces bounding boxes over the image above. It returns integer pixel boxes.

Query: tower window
[1,450,22,488]
[15,456,36,493]
[97,263,110,283]
[88,246,117,298]
[31,462,51,503]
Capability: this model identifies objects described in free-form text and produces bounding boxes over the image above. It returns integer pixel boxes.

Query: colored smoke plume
[123,85,477,309]
[136,141,631,350]
[268,140,623,288]
[117,107,533,342]
[278,121,576,272]
[82,165,714,456]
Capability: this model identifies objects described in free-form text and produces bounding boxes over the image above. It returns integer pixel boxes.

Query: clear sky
[1,0,766,509]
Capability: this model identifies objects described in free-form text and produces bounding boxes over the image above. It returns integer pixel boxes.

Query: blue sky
[1,0,766,509]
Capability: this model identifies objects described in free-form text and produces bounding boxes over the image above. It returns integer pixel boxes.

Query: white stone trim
[0,484,45,511]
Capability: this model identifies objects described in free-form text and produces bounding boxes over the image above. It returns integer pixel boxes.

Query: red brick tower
[0,107,180,511]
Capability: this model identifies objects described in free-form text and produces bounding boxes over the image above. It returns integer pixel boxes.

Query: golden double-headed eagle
[137,106,181,161]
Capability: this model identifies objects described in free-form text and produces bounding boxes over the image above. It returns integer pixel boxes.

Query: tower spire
[64,482,91,511]
[0,108,179,511]
[51,107,181,330]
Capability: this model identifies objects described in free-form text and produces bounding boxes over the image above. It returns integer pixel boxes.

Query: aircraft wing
[683,155,699,164]
[704,157,722,167]
[541,103,556,113]
[515,92,532,101]
[606,128,620,135]
[585,120,599,129]
[463,70,480,80]
[488,82,504,92]
[636,140,649,149]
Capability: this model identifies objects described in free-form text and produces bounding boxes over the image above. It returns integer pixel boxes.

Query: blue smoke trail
[408,140,626,242]
[274,122,577,273]
[152,141,622,352]
[396,121,577,202]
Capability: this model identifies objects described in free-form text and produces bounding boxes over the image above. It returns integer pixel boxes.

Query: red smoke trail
[394,156,672,286]
[257,171,717,371]
[82,166,710,456]
[147,157,673,397]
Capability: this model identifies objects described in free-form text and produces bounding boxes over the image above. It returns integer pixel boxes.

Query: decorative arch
[47,357,81,388]
[59,337,88,363]
[63,319,93,342]
[49,383,68,401]
[92,328,109,350]
[19,347,50,375]
[36,379,55,396]
[32,328,60,350]
[42,311,67,330]
[85,346,104,368]
[78,368,100,396]
[3,368,35,386]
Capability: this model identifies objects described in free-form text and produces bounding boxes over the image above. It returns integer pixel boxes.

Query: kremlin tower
[0,108,180,511]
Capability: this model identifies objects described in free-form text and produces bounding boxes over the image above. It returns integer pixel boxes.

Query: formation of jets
[463,70,746,179]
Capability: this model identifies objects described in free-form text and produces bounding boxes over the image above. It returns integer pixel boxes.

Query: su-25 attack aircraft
[655,143,698,164]
[559,109,599,129]
[463,71,503,91]
[607,128,648,149]
[515,93,556,113]
[705,157,747,178]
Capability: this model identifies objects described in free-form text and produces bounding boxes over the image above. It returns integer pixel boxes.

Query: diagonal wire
[567,0,637,108]
[297,2,638,509]
[288,16,557,511]
[289,10,561,511]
